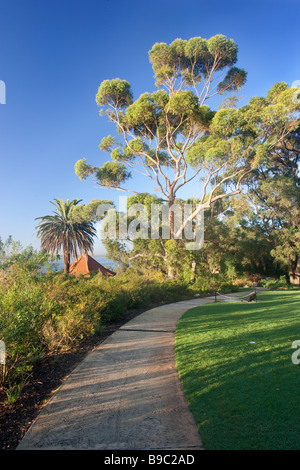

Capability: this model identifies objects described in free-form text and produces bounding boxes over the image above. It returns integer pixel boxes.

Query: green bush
[0,247,242,395]
[0,265,194,392]
[192,272,235,294]
[260,275,289,290]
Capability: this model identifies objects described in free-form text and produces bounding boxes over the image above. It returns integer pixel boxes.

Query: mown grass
[175,290,300,450]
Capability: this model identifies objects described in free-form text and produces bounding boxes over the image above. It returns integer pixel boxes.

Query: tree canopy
[75,34,299,279]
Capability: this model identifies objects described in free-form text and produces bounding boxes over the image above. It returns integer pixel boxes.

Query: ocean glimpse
[52,256,115,272]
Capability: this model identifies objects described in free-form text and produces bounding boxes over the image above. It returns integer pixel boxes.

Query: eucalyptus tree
[75,35,299,278]
[35,198,97,274]
[76,35,247,236]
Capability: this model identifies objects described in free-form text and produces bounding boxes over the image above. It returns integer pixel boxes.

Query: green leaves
[207,34,238,68]
[96,161,131,188]
[186,134,232,169]
[75,159,131,189]
[185,37,210,66]
[148,40,188,87]
[99,135,119,152]
[149,35,241,88]
[186,78,299,178]
[217,67,247,94]
[266,82,289,104]
[96,78,133,109]
[210,107,242,137]
[251,143,269,169]
[123,92,157,133]
[75,158,95,180]
[168,90,198,116]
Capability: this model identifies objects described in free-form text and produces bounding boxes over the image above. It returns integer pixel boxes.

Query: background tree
[242,97,300,284]
[35,198,97,274]
[246,164,300,284]
[0,235,22,264]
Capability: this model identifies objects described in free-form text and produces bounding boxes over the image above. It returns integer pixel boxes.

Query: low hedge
[0,267,195,390]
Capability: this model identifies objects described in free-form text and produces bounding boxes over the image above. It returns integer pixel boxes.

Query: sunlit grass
[175,291,300,450]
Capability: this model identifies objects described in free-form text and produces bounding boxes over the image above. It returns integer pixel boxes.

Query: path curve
[17,293,249,450]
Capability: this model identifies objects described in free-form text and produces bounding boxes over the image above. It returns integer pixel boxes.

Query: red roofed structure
[69,253,116,278]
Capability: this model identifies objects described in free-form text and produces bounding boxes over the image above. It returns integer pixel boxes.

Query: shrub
[0,247,242,394]
[192,272,235,294]
[260,275,289,290]
[0,265,195,391]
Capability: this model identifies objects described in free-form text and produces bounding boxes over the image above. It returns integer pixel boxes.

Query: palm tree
[35,198,97,273]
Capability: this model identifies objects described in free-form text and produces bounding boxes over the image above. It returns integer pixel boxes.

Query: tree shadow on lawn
[175,292,300,449]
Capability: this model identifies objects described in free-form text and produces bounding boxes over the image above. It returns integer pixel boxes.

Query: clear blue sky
[0,0,299,254]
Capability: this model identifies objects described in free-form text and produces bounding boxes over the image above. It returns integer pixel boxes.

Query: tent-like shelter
[69,253,116,278]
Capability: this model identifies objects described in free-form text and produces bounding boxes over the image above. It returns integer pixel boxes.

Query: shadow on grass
[175,291,300,450]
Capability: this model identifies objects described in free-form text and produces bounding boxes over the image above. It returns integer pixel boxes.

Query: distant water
[52,256,115,272]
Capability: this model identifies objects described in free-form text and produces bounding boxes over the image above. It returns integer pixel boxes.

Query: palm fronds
[35,198,97,273]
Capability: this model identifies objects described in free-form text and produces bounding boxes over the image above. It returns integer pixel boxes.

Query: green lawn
[175,290,300,450]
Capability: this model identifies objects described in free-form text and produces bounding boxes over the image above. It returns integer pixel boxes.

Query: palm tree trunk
[63,238,70,274]
[63,251,70,274]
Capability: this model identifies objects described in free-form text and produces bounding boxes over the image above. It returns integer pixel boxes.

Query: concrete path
[17,292,255,450]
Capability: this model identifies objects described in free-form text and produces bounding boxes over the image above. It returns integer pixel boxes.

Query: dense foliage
[0,228,290,400]
[0,241,217,396]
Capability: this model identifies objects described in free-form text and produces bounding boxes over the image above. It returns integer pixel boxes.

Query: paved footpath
[17,293,249,450]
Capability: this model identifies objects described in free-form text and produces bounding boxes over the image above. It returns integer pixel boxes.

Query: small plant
[5,379,27,405]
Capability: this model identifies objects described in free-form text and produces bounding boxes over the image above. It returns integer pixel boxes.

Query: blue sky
[0,0,299,254]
